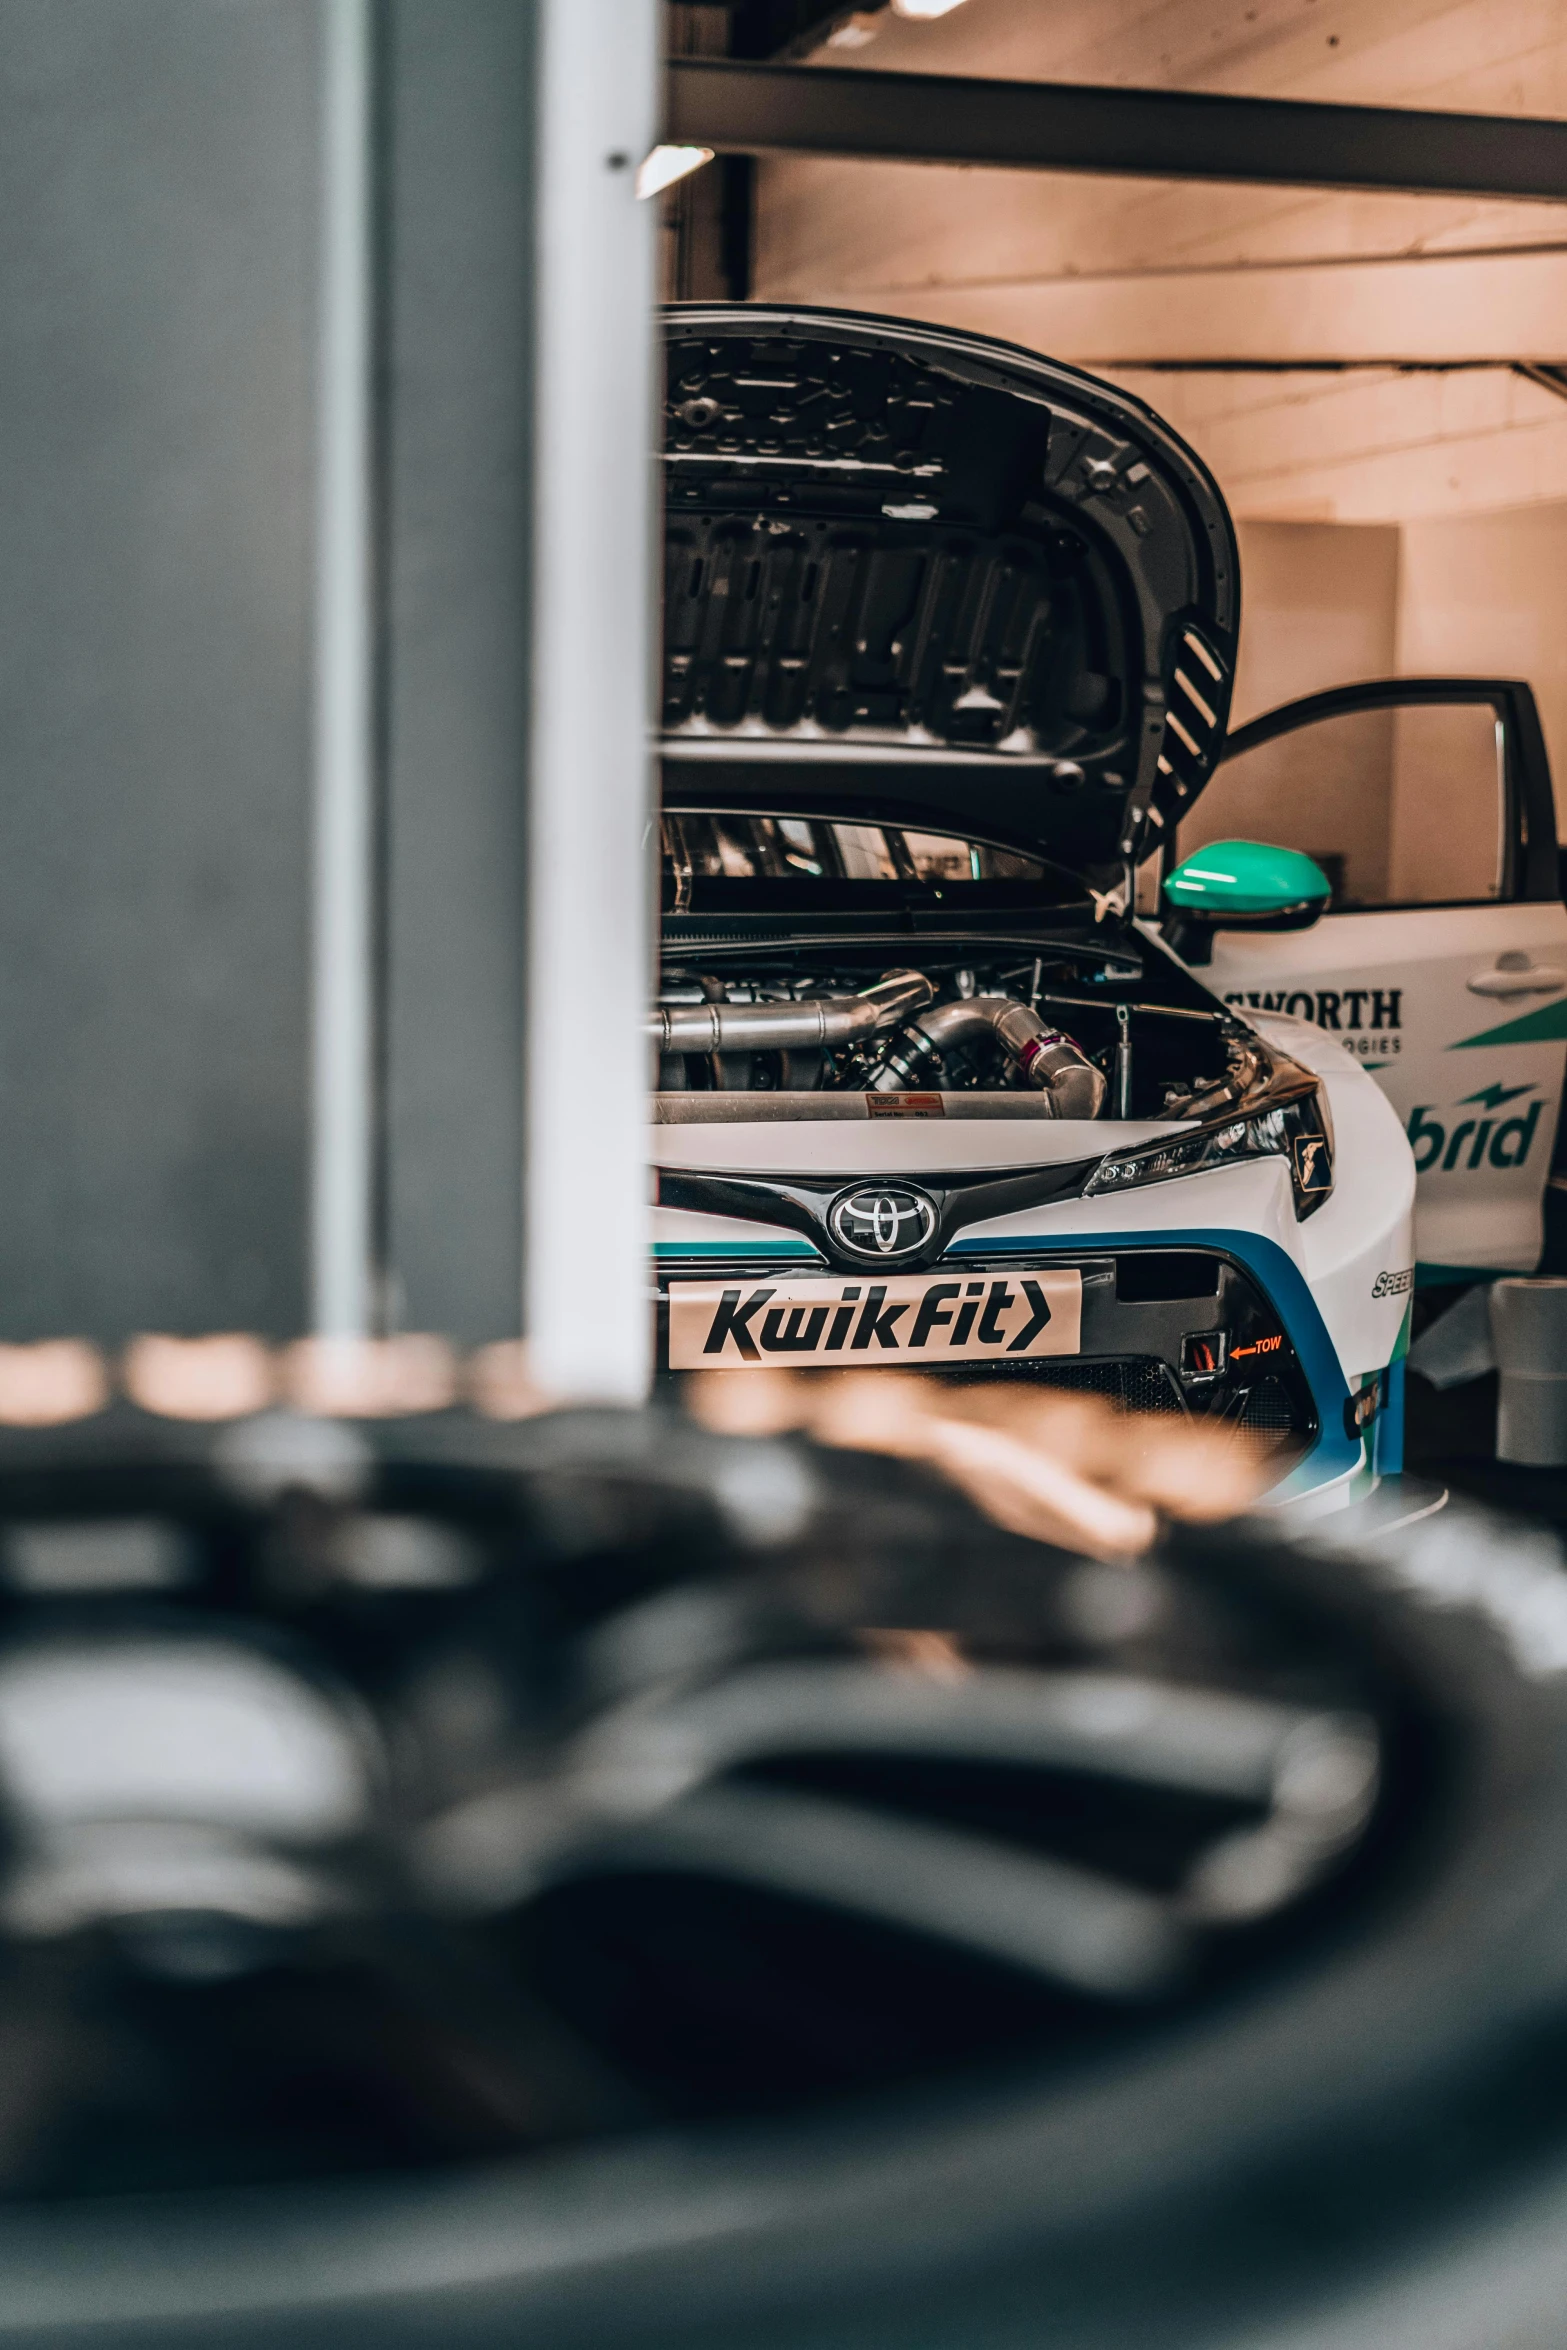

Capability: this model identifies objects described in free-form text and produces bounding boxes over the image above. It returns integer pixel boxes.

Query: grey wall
[0,0,536,1345]
[0,1,318,1339]
[383,0,533,1343]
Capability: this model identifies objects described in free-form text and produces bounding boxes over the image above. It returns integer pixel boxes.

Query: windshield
[662,812,1089,912]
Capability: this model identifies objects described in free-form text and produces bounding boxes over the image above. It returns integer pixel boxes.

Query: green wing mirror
[1162,839,1332,965]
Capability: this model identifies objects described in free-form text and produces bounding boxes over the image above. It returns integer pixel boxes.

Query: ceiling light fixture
[891,0,972,18]
[634,144,715,201]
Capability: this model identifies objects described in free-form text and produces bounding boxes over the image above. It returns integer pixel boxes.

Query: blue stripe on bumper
[945,1224,1360,1486]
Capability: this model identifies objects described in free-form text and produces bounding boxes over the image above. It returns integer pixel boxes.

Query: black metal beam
[719,153,756,296]
[1518,361,1567,402]
[667,57,1567,203]
[725,3,886,61]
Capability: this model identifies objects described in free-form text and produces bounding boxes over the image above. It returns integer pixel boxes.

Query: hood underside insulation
[661,306,1241,876]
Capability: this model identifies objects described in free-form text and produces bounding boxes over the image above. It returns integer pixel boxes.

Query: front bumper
[655,1240,1327,1478]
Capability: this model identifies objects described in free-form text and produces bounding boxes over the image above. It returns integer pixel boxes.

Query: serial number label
[668,1270,1083,1369]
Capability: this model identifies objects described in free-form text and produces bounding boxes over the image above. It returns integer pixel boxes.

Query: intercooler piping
[870,998,1107,1119]
[650,969,934,1057]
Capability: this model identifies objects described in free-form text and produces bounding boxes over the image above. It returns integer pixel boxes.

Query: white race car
[652,306,1415,1515]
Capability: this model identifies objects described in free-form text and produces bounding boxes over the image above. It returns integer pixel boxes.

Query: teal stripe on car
[656,1239,820,1258]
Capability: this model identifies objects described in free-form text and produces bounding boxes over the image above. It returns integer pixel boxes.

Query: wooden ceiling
[743,0,1567,519]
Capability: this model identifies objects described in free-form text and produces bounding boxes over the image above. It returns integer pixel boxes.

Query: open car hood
[662,306,1240,883]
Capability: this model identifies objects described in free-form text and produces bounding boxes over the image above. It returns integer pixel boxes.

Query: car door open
[1177,679,1565,1279]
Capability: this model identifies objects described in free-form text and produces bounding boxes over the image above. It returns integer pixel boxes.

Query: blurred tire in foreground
[0,1409,1555,2347]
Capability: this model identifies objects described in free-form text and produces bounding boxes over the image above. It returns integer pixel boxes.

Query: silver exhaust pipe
[650,969,934,1057]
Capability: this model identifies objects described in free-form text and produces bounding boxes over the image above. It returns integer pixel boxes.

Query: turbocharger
[870,997,1106,1118]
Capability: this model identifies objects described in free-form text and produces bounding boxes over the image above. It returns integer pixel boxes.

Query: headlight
[1085,1083,1334,1219]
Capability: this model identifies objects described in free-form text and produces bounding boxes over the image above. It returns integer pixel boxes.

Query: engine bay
[652,948,1260,1124]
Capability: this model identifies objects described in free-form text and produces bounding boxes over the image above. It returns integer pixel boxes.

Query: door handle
[1468,961,1567,997]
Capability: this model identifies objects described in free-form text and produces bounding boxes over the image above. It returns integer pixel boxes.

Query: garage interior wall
[1193,521,1401,892]
[0,0,665,1368]
[732,0,1567,840]
[0,0,550,1346]
[1397,502,1567,813]
[1176,510,1567,893]
[0,2,319,1341]
[382,0,534,1346]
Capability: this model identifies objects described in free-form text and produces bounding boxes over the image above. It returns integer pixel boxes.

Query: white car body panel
[1208,902,1567,1275]
[651,1118,1177,1178]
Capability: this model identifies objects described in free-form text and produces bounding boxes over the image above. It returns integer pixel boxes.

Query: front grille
[1227,1377,1299,1454]
[920,1356,1187,1416]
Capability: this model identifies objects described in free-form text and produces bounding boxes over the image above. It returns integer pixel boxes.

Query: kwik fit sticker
[668,1269,1084,1370]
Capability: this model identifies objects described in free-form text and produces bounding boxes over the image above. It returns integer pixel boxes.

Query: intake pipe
[870,998,1107,1118]
[650,969,934,1057]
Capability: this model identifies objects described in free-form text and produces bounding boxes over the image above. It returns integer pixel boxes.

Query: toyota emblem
[827,1183,939,1263]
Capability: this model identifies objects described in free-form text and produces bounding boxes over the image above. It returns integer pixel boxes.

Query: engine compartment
[652,949,1254,1123]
